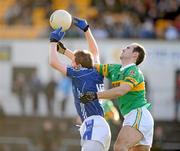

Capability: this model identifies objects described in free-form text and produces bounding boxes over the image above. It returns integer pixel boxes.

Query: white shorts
[80,115,111,151]
[123,107,154,147]
[81,140,104,151]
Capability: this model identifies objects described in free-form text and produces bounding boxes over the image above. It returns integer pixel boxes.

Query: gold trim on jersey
[124,76,138,86]
[103,64,108,76]
[121,81,134,88]
[95,64,100,72]
[111,80,145,92]
[112,80,121,87]
[131,82,145,92]
[112,80,133,88]
[132,108,142,129]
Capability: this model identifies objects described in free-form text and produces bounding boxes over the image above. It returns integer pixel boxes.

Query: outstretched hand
[73,17,89,32]
[80,92,98,104]
[49,27,65,42]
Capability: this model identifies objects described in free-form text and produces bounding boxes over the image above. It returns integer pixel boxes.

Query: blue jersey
[67,67,104,121]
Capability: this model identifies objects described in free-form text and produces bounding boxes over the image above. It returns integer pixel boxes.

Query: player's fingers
[58,32,65,38]
[56,27,62,33]
[59,27,62,31]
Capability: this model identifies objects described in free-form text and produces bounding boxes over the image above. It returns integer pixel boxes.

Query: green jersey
[96,63,151,116]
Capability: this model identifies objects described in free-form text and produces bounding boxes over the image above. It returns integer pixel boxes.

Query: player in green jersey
[80,43,154,151]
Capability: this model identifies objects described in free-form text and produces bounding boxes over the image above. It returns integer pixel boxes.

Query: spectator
[165,24,179,40]
[44,78,57,116]
[139,19,155,38]
[13,73,27,115]
[92,22,109,39]
[4,0,22,25]
[175,70,180,121]
[57,76,71,117]
[2,0,180,39]
[0,102,4,117]
[28,70,42,116]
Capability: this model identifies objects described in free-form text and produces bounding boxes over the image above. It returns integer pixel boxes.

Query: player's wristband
[50,38,58,42]
[57,41,66,54]
[84,25,89,32]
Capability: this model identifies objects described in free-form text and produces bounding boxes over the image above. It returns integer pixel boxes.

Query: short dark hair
[133,44,146,65]
[74,50,93,68]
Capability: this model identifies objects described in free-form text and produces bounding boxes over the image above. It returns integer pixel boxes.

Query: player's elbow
[49,58,57,68]
[49,62,54,68]
[49,58,53,66]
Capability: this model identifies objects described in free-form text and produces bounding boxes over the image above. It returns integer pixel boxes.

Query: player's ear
[133,51,139,60]
[78,64,82,68]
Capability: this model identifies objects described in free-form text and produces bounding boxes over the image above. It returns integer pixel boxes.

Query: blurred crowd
[2,0,180,40]
[12,70,72,117]
[4,0,51,25]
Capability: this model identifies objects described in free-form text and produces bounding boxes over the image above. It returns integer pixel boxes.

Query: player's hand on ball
[73,17,89,32]
[50,27,65,42]
[57,41,67,54]
[80,92,98,103]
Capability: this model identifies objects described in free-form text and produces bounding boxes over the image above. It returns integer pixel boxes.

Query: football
[49,10,72,31]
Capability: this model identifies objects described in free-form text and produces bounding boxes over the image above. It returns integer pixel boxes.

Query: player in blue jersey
[49,17,111,151]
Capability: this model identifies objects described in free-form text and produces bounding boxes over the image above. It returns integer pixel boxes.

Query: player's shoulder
[104,64,121,76]
[68,66,90,71]
[78,67,102,78]
[125,65,140,76]
[95,63,121,68]
[108,64,122,69]
[67,66,92,75]
[127,64,138,70]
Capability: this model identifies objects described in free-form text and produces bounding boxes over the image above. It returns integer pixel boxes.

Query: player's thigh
[129,145,150,151]
[81,140,104,151]
[115,125,143,148]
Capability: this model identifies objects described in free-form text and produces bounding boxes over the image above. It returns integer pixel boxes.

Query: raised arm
[49,28,67,76]
[49,42,67,76]
[73,17,100,64]
[85,29,100,64]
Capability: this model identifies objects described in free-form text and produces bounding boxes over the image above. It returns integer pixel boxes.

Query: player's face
[120,44,136,60]
[72,56,80,68]
[72,56,77,67]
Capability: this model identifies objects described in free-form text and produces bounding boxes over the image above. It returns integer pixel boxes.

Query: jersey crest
[130,70,135,75]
